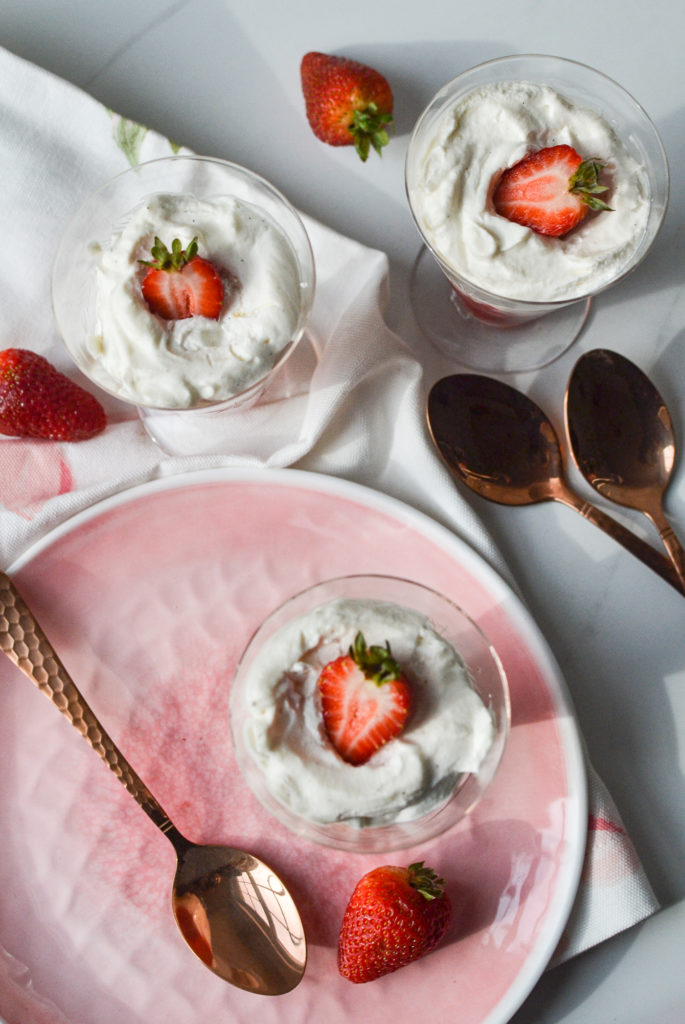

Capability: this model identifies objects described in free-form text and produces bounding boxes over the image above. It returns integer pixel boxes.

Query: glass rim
[51,154,316,412]
[230,572,511,852]
[404,53,670,311]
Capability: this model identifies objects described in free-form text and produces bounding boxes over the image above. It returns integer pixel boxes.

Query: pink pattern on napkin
[584,813,639,885]
[590,814,627,835]
[550,769,655,966]
[0,441,72,519]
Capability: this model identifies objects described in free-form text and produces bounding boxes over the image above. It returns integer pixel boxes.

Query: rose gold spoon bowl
[426,374,683,595]
[0,571,307,996]
[566,348,685,590]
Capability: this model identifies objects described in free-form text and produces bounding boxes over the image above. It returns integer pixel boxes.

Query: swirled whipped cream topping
[238,598,495,828]
[91,193,301,407]
[409,81,651,301]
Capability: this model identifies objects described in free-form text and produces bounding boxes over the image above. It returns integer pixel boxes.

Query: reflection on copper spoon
[0,572,306,995]
[426,374,683,595]
[566,348,685,591]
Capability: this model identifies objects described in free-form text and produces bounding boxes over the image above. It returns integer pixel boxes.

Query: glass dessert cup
[405,54,669,374]
[229,575,510,853]
[51,155,315,455]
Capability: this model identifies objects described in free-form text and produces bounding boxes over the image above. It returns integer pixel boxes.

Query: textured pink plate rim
[0,468,587,1024]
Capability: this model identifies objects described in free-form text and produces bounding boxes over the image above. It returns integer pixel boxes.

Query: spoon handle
[558,495,685,595]
[0,571,180,838]
[646,509,685,591]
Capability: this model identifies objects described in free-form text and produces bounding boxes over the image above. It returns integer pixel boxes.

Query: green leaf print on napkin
[110,112,148,166]
[108,109,183,166]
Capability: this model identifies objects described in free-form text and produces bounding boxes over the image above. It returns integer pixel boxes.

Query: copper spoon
[426,374,683,595]
[566,348,685,591]
[0,571,306,995]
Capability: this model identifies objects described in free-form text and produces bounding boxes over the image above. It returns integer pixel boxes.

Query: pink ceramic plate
[0,469,586,1024]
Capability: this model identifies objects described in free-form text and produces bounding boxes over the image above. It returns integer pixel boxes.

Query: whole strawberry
[338,861,451,982]
[300,51,394,161]
[0,348,107,441]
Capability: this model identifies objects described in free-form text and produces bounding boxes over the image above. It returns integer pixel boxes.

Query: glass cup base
[410,245,591,374]
[137,329,320,456]
[137,389,261,456]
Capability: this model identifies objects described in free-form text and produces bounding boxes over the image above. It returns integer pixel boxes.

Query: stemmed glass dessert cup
[230,574,510,854]
[51,155,315,455]
[405,54,669,374]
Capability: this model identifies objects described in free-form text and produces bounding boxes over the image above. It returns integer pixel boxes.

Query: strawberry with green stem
[493,144,612,238]
[317,630,411,765]
[139,236,224,320]
[300,51,394,161]
[338,861,452,982]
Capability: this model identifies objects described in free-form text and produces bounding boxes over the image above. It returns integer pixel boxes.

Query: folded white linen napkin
[0,44,658,1020]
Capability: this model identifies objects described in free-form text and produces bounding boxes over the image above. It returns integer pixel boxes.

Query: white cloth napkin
[0,44,658,1019]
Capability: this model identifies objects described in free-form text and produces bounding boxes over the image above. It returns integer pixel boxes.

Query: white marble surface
[2,1,685,1021]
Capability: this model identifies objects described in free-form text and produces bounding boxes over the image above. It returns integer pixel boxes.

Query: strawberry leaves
[407,861,446,901]
[568,158,613,211]
[348,630,403,684]
[139,235,199,272]
[349,102,393,162]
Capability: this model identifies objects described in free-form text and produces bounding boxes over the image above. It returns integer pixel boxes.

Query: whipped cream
[409,81,651,301]
[238,598,495,828]
[91,193,301,407]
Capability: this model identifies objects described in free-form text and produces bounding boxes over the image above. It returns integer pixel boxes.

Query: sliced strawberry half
[317,631,411,765]
[140,236,224,320]
[493,144,612,238]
